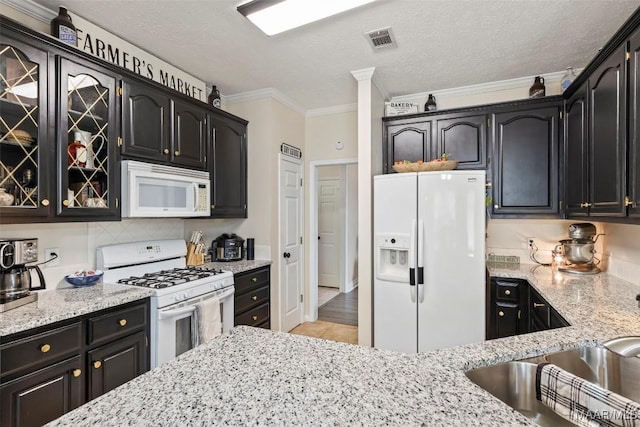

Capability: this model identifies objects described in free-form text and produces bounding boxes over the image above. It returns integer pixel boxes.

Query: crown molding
[0,0,54,22]
[390,69,583,104]
[305,103,357,118]
[223,87,306,115]
[351,67,376,82]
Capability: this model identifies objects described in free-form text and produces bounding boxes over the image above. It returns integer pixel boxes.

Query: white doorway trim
[307,157,358,323]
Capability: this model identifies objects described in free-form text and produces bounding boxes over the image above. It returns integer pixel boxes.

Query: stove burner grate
[117,266,226,289]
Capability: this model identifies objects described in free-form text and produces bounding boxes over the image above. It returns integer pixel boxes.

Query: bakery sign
[69,13,207,102]
[384,102,418,116]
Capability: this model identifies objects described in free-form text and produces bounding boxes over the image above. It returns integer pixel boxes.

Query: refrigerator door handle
[409,219,416,286]
[417,219,425,285]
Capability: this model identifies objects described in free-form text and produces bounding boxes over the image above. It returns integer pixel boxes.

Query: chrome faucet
[603,336,640,358]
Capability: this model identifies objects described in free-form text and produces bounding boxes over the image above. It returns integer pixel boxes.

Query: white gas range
[97,239,234,368]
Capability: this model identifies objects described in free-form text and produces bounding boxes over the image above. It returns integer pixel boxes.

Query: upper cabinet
[121,79,207,170]
[629,27,640,218]
[588,44,627,217]
[56,56,120,218]
[382,111,487,173]
[564,11,640,222]
[208,113,247,218]
[490,100,561,217]
[121,79,170,163]
[0,38,51,218]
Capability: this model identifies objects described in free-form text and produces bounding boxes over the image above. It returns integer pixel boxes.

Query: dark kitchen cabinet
[487,278,528,340]
[383,119,432,173]
[122,79,171,163]
[491,100,561,217]
[209,112,248,218]
[172,99,207,170]
[529,285,569,332]
[564,82,590,217]
[0,300,149,425]
[234,266,271,329]
[0,36,52,220]
[435,113,487,169]
[487,277,569,340]
[0,356,84,427]
[629,27,640,217]
[56,56,120,219]
[122,80,206,170]
[87,331,146,400]
[588,43,627,217]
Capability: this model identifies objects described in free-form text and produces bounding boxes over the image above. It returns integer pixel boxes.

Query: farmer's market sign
[70,12,206,102]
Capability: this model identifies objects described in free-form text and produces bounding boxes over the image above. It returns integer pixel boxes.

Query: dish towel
[536,362,640,427]
[195,297,221,344]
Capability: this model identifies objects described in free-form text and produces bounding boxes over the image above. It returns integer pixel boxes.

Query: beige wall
[305,111,357,160]
[0,4,49,33]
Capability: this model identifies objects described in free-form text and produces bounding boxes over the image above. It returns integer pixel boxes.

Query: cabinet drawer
[1,322,83,379]
[234,303,269,327]
[494,280,520,302]
[234,268,270,294]
[88,304,147,346]
[234,285,269,314]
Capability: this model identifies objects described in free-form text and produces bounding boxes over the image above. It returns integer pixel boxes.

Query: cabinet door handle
[580,202,592,208]
[533,302,546,308]
[62,199,70,207]
[504,290,511,296]
[163,148,169,154]
[119,319,127,327]
[93,361,102,369]
[252,315,258,321]
[251,277,257,283]
[73,369,82,377]
[251,295,258,301]
[40,343,51,353]
[41,199,50,207]
[494,204,499,209]
[174,151,180,156]
[498,311,504,317]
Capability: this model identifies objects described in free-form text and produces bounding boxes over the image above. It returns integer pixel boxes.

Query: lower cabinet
[234,266,271,329]
[0,299,149,426]
[487,277,568,340]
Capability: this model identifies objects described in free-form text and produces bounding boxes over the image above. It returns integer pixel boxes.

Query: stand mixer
[554,223,602,275]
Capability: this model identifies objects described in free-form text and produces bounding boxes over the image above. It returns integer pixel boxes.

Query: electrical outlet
[45,248,60,267]
[527,237,535,249]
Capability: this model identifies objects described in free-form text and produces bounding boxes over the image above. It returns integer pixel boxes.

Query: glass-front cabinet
[0,39,50,218]
[57,57,119,218]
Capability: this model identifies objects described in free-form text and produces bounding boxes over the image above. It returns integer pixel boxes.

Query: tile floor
[289,320,358,345]
[317,286,340,306]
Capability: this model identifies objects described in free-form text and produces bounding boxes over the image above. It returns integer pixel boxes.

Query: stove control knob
[175,293,185,302]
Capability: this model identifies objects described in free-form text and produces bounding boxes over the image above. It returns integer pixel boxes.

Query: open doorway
[292,158,357,343]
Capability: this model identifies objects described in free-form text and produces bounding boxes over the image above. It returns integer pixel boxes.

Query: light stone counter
[0,283,153,337]
[42,265,640,426]
[203,259,271,274]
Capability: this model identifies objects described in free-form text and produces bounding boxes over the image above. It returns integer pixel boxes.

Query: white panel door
[318,179,341,288]
[417,171,486,352]
[373,173,418,353]
[280,157,303,332]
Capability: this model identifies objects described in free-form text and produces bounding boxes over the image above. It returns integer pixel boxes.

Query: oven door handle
[158,305,196,320]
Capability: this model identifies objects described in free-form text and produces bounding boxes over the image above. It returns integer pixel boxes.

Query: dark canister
[529,76,545,98]
[425,94,437,111]
[51,7,77,46]
[208,86,221,108]
[246,238,255,260]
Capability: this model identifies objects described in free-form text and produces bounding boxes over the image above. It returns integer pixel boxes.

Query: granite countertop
[0,260,271,338]
[204,259,271,274]
[46,264,640,426]
[0,283,153,337]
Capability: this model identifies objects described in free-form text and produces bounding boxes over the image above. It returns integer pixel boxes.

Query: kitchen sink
[466,346,640,426]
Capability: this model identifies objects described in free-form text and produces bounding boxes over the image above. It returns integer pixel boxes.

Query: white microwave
[121,160,211,217]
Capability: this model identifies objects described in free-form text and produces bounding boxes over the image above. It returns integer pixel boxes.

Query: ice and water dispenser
[375,233,410,282]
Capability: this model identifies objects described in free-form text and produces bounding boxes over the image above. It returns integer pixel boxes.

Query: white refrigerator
[373,170,486,353]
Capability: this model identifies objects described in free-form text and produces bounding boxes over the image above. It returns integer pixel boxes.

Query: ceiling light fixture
[237,0,377,36]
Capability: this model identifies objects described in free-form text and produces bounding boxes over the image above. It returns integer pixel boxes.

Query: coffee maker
[554,223,602,275]
[0,238,46,312]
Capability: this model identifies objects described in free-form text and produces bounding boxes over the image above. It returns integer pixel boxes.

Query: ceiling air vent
[364,27,396,51]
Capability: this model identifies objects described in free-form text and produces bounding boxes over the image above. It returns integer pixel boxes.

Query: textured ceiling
[29,0,640,111]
